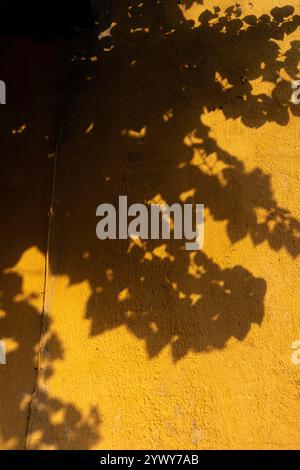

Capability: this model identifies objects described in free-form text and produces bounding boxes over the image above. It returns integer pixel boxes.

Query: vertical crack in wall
[24,46,79,450]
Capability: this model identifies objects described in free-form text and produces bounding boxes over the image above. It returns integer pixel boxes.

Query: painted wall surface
[1,0,300,449]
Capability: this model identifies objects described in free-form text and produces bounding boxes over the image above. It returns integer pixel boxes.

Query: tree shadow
[48,0,300,359]
[86,246,266,360]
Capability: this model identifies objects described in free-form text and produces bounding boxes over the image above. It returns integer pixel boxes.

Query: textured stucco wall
[1,0,300,450]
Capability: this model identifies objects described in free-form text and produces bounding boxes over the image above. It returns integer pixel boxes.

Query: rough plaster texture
[0,0,300,450]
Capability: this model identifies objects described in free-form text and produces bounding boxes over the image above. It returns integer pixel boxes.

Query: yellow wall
[1,0,300,449]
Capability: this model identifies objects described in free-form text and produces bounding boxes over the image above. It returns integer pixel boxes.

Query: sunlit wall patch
[291,80,300,105]
[0,341,6,364]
